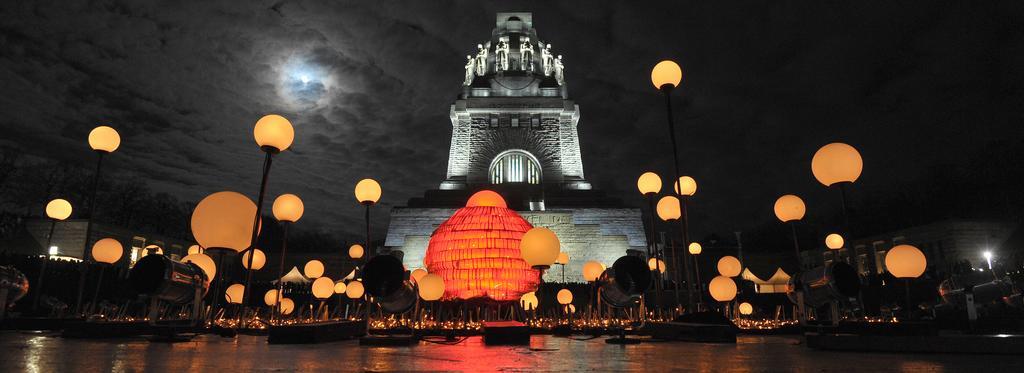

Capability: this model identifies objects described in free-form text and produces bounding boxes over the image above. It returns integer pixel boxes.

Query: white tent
[275,266,311,284]
[741,267,791,294]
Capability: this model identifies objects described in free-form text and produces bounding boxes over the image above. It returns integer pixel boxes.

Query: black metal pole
[789,222,801,269]
[669,238,681,310]
[241,151,273,326]
[645,194,662,315]
[32,219,57,312]
[692,252,702,311]
[75,152,105,314]
[363,203,372,333]
[904,279,913,320]
[209,250,227,322]
[274,222,291,320]
[661,87,696,313]
[90,265,106,314]
[365,204,371,254]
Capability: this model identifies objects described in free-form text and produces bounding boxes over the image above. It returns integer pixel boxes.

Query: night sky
[2,1,1022,244]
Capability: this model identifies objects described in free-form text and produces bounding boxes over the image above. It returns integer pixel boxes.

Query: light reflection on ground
[0,332,1020,372]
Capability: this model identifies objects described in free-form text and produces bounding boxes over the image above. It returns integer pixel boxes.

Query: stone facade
[441,12,589,191]
[386,207,646,282]
[385,13,646,283]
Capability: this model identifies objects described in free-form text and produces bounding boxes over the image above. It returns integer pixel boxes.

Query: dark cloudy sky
[2,1,1022,242]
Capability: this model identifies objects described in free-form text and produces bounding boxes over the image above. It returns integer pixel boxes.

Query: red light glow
[423,190,540,301]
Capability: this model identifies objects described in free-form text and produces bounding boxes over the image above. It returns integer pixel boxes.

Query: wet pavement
[1,331,1020,372]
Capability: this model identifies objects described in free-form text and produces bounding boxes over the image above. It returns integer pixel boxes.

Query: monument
[384,13,646,282]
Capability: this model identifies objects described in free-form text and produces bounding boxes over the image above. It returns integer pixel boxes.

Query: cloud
[0,0,1021,244]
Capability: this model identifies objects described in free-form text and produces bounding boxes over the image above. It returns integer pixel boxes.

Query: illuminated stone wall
[386,207,646,282]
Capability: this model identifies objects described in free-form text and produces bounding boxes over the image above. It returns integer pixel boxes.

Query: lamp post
[688,242,703,310]
[74,126,119,314]
[773,194,806,268]
[243,114,295,323]
[884,244,926,320]
[520,227,560,314]
[190,191,259,322]
[651,60,696,313]
[811,143,863,233]
[225,283,245,319]
[557,288,573,325]
[656,195,694,312]
[346,279,366,317]
[715,255,742,315]
[647,257,667,316]
[555,252,569,283]
[333,281,347,318]
[270,194,303,320]
[675,175,698,311]
[33,198,72,312]
[812,142,877,315]
[708,275,737,316]
[88,238,122,314]
[416,274,444,326]
[353,178,382,327]
[582,260,604,321]
[354,179,382,259]
[636,172,664,313]
[311,276,334,320]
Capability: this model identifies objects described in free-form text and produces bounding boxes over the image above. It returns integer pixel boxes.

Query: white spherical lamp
[88,126,121,153]
[709,276,737,302]
[253,114,294,152]
[348,244,365,260]
[225,283,245,304]
[582,261,605,282]
[354,179,382,205]
[557,288,573,305]
[311,276,334,299]
[885,244,927,279]
[811,142,863,187]
[636,172,662,195]
[304,260,325,279]
[825,233,844,250]
[45,199,73,221]
[346,280,365,299]
[418,273,445,301]
[91,238,123,264]
[241,249,266,270]
[272,194,304,223]
[651,60,683,90]
[519,227,560,269]
[717,256,742,277]
[190,191,257,252]
[773,194,806,223]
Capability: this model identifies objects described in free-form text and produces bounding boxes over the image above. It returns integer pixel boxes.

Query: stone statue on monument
[520,38,534,72]
[496,38,509,72]
[464,55,476,85]
[542,44,554,76]
[475,44,488,76]
[554,55,564,85]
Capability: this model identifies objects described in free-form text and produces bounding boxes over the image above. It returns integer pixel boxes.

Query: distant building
[4,218,194,266]
[803,220,1017,277]
[385,13,646,282]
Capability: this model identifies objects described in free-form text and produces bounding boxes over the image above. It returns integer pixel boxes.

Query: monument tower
[385,13,646,281]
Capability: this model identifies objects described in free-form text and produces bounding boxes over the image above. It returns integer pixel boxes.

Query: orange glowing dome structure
[423,190,541,301]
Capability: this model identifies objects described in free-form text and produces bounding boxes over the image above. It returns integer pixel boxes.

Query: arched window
[490,150,541,185]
